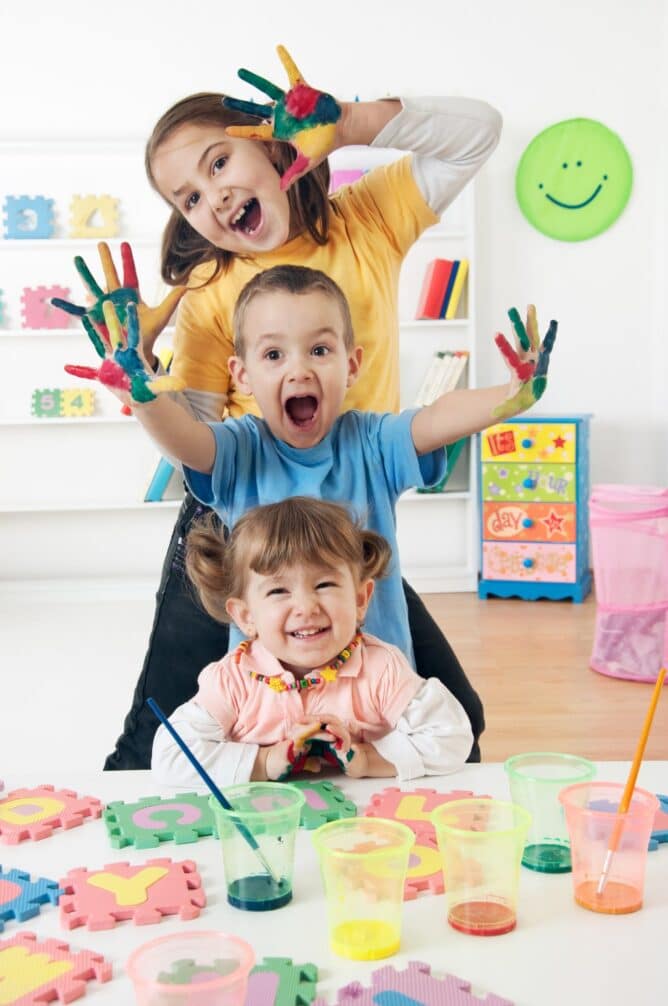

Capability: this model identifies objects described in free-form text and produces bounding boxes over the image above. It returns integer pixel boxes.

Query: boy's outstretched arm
[411,305,557,455]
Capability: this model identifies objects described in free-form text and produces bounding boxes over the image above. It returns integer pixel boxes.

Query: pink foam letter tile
[59,857,205,930]
[21,286,73,329]
[0,930,112,1004]
[0,786,102,845]
[364,787,491,841]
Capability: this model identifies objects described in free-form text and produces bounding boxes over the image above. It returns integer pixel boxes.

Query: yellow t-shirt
[171,155,438,418]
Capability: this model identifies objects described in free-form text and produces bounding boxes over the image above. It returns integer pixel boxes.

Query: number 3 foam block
[0,931,112,1004]
[59,858,205,930]
[0,786,102,845]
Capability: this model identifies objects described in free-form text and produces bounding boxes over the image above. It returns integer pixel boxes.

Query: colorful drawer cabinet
[478,415,592,602]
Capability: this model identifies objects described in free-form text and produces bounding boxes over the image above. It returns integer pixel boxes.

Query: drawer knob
[522,518,533,528]
[521,438,533,448]
[522,477,537,489]
[522,558,534,569]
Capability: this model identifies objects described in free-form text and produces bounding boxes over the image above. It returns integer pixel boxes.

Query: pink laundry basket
[589,485,668,683]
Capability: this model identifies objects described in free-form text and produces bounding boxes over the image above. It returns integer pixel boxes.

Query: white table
[1,763,666,1005]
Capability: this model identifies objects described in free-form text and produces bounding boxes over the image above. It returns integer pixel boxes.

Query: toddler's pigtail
[360,529,392,582]
[185,513,231,623]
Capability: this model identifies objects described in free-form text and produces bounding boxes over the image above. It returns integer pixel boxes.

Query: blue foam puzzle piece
[0,865,62,931]
[649,793,668,851]
[3,195,55,239]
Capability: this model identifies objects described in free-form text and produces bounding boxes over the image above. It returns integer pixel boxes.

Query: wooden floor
[422,591,668,763]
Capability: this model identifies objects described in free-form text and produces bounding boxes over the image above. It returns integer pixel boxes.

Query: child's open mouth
[230,198,261,234]
[291,627,329,639]
[285,395,319,427]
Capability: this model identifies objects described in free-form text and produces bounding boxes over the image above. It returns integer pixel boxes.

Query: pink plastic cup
[559,781,659,914]
[126,930,255,1005]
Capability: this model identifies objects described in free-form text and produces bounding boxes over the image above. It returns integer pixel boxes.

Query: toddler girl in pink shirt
[151,496,472,786]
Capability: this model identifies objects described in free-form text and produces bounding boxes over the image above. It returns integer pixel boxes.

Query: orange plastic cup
[558,781,659,914]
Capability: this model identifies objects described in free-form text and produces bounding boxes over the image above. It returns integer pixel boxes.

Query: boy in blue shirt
[72,264,555,753]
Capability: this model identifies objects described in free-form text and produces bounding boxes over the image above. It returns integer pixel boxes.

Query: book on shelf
[414,350,469,407]
[443,258,469,319]
[417,436,469,494]
[438,260,460,318]
[415,259,456,319]
[144,457,184,503]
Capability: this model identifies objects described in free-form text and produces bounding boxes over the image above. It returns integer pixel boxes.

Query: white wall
[1,0,665,492]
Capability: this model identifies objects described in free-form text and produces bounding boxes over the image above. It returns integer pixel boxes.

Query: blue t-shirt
[184,409,446,665]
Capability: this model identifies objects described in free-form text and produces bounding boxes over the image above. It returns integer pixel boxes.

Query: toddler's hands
[64,300,185,406]
[53,242,186,365]
[342,742,370,779]
[223,44,342,191]
[492,305,557,420]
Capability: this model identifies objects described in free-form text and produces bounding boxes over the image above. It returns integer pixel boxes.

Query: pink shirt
[195,633,423,746]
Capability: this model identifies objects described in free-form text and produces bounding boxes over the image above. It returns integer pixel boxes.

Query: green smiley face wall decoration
[516,118,633,241]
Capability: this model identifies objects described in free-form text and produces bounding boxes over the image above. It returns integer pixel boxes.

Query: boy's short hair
[233,264,355,357]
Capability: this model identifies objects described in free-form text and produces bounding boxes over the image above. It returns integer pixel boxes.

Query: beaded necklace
[236,632,363,693]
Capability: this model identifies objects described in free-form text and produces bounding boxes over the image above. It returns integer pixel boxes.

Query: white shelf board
[399,488,471,503]
[400,319,469,329]
[0,237,159,248]
[0,500,181,514]
[0,327,175,337]
[2,415,135,426]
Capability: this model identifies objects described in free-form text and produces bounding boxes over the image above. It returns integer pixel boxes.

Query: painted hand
[64,300,185,405]
[223,44,341,191]
[52,242,186,363]
[492,305,557,420]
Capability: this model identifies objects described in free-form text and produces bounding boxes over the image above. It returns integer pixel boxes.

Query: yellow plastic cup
[504,752,596,872]
[558,781,659,914]
[126,930,255,1005]
[312,816,414,960]
[432,798,531,936]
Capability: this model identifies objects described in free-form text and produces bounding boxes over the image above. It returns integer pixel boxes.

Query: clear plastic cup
[432,798,531,936]
[558,781,659,914]
[126,930,255,1005]
[312,816,414,960]
[504,752,596,872]
[209,783,305,911]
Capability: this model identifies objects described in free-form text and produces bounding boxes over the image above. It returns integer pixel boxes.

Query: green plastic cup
[432,798,531,936]
[312,817,414,961]
[209,783,305,911]
[505,752,596,872]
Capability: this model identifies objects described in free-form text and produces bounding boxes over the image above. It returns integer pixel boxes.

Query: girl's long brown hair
[185,497,391,624]
[145,93,334,286]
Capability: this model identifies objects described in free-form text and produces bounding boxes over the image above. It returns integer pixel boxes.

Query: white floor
[1,585,159,774]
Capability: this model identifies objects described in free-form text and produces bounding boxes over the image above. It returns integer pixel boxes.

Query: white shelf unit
[1,141,478,593]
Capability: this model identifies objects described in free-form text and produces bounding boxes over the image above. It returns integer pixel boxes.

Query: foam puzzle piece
[21,286,73,329]
[60,389,95,417]
[0,866,62,932]
[649,793,668,851]
[287,780,357,830]
[69,194,120,238]
[103,792,217,849]
[159,957,239,984]
[246,956,319,1006]
[403,827,446,901]
[311,960,513,1006]
[31,388,62,418]
[59,857,205,930]
[3,195,55,239]
[364,788,491,841]
[0,785,102,845]
[0,930,112,1004]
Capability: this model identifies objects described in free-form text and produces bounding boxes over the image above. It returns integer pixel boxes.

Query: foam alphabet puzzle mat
[649,793,668,851]
[21,286,73,329]
[0,866,62,932]
[286,781,357,830]
[0,931,112,1004]
[103,792,217,849]
[246,956,319,1006]
[311,960,513,1005]
[0,786,102,844]
[364,788,491,840]
[59,858,205,930]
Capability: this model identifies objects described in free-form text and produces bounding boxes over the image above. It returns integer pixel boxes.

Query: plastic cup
[126,930,255,1006]
[312,816,414,960]
[558,781,659,914]
[432,798,531,936]
[504,752,596,872]
[209,783,305,911]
